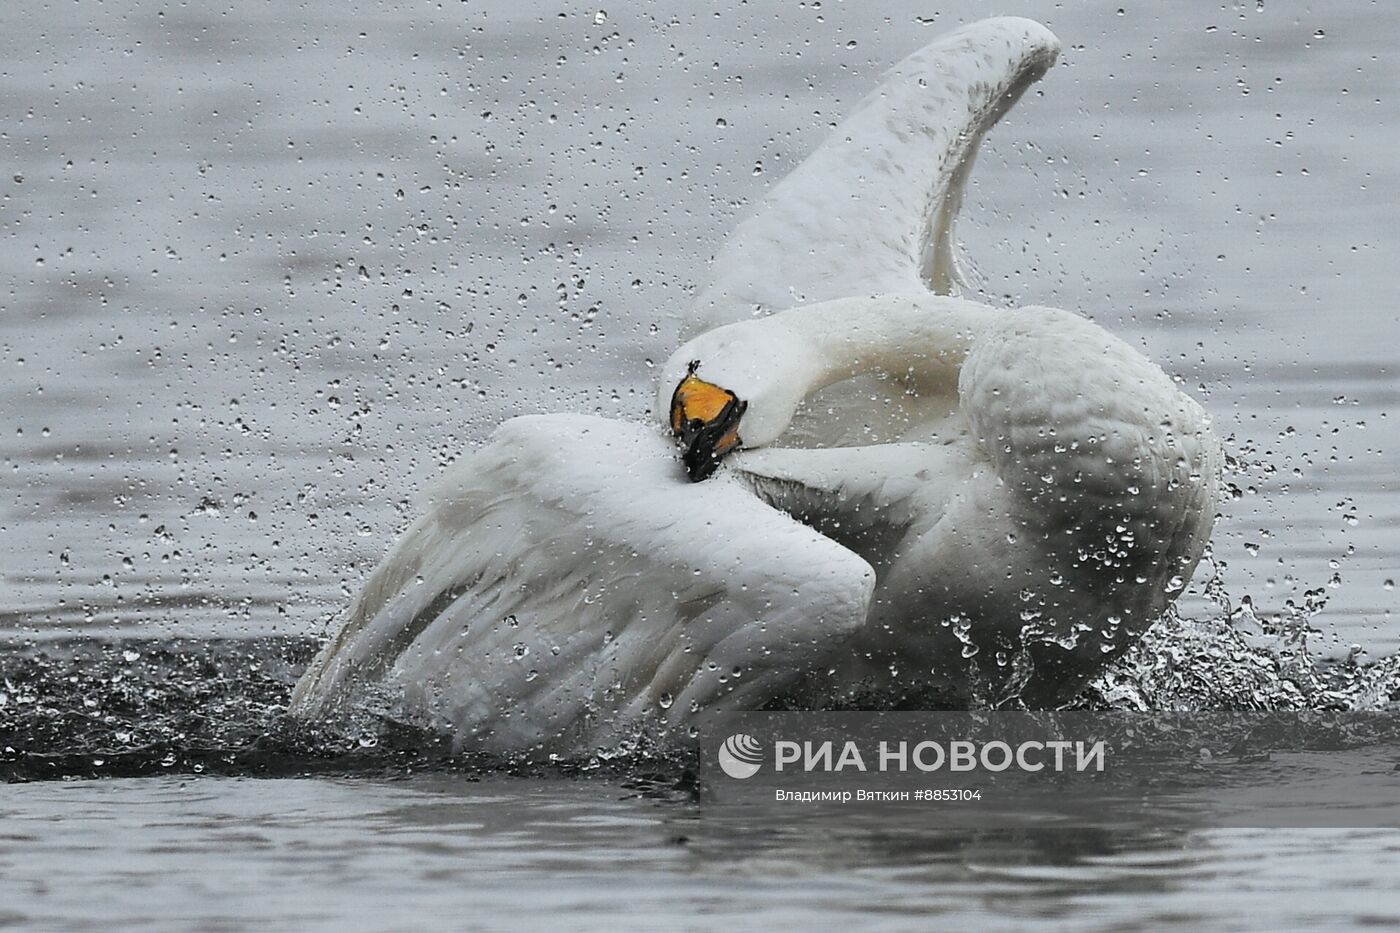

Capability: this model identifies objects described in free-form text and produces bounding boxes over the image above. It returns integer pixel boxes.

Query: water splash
[3,590,1397,783]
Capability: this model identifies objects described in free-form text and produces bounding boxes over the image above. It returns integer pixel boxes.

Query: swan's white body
[291,18,1221,751]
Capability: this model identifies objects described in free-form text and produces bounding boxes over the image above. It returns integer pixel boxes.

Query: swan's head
[668,361,747,481]
[660,318,815,481]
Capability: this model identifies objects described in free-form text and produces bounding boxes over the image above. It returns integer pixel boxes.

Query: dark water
[2,0,1399,927]
[5,636,1400,929]
[5,774,1400,931]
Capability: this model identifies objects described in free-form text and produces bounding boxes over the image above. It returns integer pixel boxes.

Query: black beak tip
[674,399,745,483]
[682,443,722,482]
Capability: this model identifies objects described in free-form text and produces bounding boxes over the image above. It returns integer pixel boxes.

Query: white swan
[290,18,1221,752]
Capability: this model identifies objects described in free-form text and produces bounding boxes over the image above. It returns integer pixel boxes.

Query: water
[2,0,1398,927]
[4,776,1400,931]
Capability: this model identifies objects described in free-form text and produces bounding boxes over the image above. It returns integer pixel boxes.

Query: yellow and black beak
[669,361,747,482]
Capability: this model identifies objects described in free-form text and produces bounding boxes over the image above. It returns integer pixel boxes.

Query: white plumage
[291,18,1221,752]
[293,415,876,750]
[691,17,1061,330]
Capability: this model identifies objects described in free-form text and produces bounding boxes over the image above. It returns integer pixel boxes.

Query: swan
[290,17,1221,752]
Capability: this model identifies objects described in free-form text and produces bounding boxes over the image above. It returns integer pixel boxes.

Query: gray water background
[3,1,1400,929]
[2,0,1395,652]
[5,772,1400,931]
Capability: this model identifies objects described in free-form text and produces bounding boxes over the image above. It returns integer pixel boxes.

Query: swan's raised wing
[691,17,1060,335]
[291,414,874,753]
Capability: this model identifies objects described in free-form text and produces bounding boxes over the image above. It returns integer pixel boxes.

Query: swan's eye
[669,362,747,482]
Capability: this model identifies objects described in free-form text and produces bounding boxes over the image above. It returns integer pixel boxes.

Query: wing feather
[291,415,875,752]
[690,17,1060,334]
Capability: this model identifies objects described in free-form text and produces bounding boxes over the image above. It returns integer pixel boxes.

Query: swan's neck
[661,293,1005,446]
[718,293,1004,446]
[774,293,1002,395]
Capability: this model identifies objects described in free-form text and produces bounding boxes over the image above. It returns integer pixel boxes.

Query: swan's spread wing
[291,415,874,752]
[691,17,1060,335]
[732,440,980,570]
